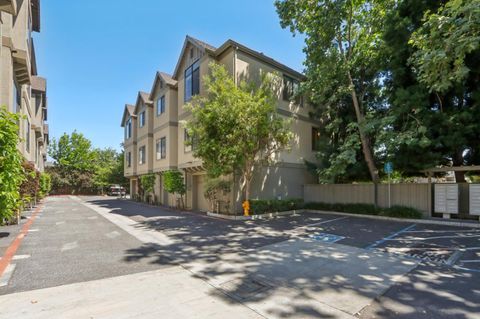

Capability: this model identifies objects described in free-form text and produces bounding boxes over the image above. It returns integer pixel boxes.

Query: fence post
[373,183,378,208]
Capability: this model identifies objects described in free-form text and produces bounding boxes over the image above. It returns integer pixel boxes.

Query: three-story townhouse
[0,0,49,172]
[123,36,320,214]
[134,92,154,181]
[149,72,179,206]
[121,104,137,193]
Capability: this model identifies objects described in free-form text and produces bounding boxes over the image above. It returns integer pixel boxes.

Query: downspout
[233,46,238,86]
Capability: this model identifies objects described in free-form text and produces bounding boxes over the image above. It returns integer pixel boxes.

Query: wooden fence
[304,183,432,217]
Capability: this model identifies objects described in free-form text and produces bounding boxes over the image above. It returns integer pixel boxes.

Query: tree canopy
[276,0,480,182]
[185,63,292,201]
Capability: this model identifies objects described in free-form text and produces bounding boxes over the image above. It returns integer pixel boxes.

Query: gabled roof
[149,71,177,100]
[133,91,152,114]
[139,91,151,104]
[172,35,217,79]
[215,39,306,80]
[120,104,135,127]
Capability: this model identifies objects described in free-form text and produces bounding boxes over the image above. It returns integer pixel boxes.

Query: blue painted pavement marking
[309,233,345,243]
[366,223,417,250]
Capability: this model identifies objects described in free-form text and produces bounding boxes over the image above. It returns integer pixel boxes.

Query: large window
[312,127,321,151]
[184,60,200,102]
[283,75,303,106]
[184,128,198,153]
[139,146,146,165]
[156,137,167,160]
[156,96,165,116]
[139,111,145,128]
[125,118,132,139]
[25,118,30,153]
[127,152,131,167]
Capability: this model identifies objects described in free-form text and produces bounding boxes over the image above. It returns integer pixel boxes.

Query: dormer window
[139,111,145,127]
[156,96,165,116]
[184,60,200,102]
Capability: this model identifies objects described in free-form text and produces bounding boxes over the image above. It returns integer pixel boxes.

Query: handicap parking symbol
[309,233,345,243]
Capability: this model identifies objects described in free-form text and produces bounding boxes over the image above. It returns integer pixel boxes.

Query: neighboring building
[0,0,48,172]
[121,36,320,213]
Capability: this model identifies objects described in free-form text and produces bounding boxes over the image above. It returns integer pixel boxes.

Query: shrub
[250,198,303,215]
[304,202,422,219]
[20,161,40,203]
[380,205,423,219]
[39,173,52,198]
[0,107,25,223]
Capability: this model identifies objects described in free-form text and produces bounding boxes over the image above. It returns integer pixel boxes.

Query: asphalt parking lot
[1,196,479,318]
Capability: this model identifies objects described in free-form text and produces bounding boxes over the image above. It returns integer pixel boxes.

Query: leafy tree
[382,0,480,181]
[410,0,480,93]
[48,132,128,193]
[139,173,156,202]
[185,63,291,202]
[92,148,127,193]
[0,107,25,222]
[163,170,186,208]
[109,152,128,188]
[378,0,444,175]
[275,0,392,183]
[204,178,231,212]
[49,131,97,173]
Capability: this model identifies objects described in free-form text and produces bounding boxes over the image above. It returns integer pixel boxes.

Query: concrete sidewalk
[0,267,262,319]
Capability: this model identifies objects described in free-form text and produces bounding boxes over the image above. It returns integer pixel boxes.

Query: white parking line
[406,230,480,233]
[0,264,16,287]
[61,241,78,252]
[387,234,480,241]
[460,260,480,263]
[12,255,31,260]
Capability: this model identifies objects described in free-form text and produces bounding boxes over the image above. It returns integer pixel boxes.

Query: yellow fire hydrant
[242,200,250,217]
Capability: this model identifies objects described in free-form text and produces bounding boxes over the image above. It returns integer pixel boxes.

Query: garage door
[194,174,210,212]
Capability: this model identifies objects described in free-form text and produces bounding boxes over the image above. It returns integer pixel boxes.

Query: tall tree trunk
[453,151,466,183]
[348,72,380,183]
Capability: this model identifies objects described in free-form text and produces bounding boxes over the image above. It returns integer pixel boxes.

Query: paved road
[0,196,164,295]
[0,196,479,318]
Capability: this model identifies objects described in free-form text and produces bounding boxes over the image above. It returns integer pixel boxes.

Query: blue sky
[34,0,305,151]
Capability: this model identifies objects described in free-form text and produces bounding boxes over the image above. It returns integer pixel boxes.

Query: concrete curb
[207,210,301,220]
[208,208,480,228]
[306,209,480,228]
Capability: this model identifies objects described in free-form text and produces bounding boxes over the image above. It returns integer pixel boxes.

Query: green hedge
[304,202,422,219]
[250,198,304,215]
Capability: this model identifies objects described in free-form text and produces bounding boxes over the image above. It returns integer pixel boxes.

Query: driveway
[0,196,478,319]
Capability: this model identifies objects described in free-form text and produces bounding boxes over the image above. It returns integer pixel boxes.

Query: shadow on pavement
[85,197,480,319]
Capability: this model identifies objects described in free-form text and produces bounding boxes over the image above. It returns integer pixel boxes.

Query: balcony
[13,49,31,85]
[0,0,17,15]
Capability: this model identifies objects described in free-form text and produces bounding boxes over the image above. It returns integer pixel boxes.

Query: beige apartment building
[122,36,320,213]
[0,0,48,172]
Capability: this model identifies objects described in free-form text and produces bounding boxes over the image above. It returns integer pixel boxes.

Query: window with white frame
[156,96,165,116]
[156,137,166,160]
[139,146,146,164]
[139,111,145,127]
